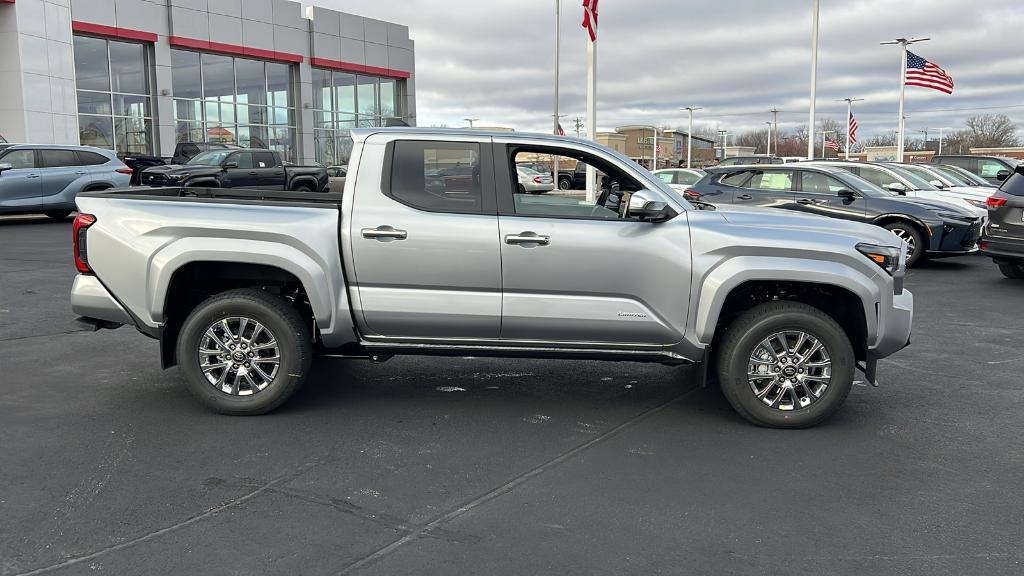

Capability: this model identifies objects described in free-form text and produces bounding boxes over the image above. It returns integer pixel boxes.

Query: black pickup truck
[140,149,329,192]
[121,142,241,185]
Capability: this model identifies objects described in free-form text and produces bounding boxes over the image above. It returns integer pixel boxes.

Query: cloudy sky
[320,0,1024,141]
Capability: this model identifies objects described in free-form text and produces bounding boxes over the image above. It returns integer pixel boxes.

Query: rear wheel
[882,222,925,267]
[176,288,312,415]
[292,183,314,192]
[715,301,855,428]
[558,177,572,190]
[998,262,1024,279]
[44,210,72,220]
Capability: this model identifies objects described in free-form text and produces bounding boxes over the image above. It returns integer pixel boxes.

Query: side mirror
[886,182,907,195]
[996,170,1010,181]
[222,162,239,170]
[929,179,947,189]
[628,190,676,223]
[837,189,856,200]
[0,162,12,174]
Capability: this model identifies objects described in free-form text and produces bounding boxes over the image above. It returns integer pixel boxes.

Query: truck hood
[713,204,899,247]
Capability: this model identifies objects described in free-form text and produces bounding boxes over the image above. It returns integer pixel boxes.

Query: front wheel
[998,262,1024,279]
[176,288,312,415]
[883,222,925,267]
[558,178,572,190]
[715,301,855,428]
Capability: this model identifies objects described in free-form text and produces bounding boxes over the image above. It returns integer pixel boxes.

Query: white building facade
[0,0,416,165]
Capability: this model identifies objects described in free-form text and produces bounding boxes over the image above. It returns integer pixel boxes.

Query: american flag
[848,112,858,144]
[556,123,565,136]
[905,51,954,94]
[582,0,598,42]
[824,136,840,152]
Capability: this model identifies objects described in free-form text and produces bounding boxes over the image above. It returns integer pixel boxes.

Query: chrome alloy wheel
[747,331,832,411]
[198,317,281,396]
[888,227,915,260]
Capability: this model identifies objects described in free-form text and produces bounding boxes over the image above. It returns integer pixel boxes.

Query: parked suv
[0,144,131,219]
[980,165,1024,279]
[932,155,1022,185]
[688,164,982,266]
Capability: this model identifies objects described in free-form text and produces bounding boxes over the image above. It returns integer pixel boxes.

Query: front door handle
[362,226,408,240]
[248,171,259,176]
[797,198,826,205]
[737,194,753,200]
[26,173,40,179]
[505,231,550,246]
[75,171,88,175]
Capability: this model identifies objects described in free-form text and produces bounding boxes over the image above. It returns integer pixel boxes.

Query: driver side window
[508,148,641,220]
[1,150,36,169]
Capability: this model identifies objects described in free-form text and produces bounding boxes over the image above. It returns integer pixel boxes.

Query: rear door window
[748,170,794,191]
[40,149,82,168]
[387,141,487,213]
[800,171,848,193]
[253,152,277,168]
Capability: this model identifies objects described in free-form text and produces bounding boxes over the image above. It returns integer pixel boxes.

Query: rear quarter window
[719,170,753,187]
[1000,171,1024,196]
[77,151,109,165]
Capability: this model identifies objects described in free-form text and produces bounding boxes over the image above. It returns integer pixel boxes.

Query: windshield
[186,150,235,166]
[518,167,540,176]
[836,171,892,197]
[927,165,972,187]
[901,164,952,187]
[941,164,991,186]
[885,165,938,190]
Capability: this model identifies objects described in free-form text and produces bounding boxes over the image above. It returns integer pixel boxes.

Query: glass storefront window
[311,68,403,166]
[171,49,297,161]
[73,35,153,155]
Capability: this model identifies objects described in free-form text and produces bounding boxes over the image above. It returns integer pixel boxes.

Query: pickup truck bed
[80,186,343,206]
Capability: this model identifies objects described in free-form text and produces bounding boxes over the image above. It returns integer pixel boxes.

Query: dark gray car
[980,164,1024,278]
[688,164,983,266]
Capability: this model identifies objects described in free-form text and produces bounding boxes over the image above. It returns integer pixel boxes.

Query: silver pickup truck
[70,128,913,428]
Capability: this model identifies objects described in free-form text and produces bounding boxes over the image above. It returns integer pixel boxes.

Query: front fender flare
[692,256,882,345]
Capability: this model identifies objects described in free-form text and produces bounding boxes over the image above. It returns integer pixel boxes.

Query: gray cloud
[318,0,1024,140]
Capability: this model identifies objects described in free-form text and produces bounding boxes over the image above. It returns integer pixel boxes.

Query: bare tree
[734,129,769,153]
[862,130,898,147]
[957,114,1019,149]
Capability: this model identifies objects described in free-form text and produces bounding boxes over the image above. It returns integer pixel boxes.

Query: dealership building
[0,0,416,166]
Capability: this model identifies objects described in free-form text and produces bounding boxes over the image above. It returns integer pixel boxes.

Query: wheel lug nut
[773,367,781,373]
[798,368,804,373]
[248,352,254,357]
[791,378,798,383]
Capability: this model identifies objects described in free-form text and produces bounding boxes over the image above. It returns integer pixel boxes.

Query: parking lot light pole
[680,106,702,168]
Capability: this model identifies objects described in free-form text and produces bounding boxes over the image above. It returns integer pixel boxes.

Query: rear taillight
[533,176,543,184]
[73,213,96,273]
[683,189,700,200]
[115,167,133,174]
[986,196,1007,208]
[979,240,989,251]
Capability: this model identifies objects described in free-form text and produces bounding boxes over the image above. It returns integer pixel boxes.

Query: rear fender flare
[150,238,354,346]
[692,256,881,345]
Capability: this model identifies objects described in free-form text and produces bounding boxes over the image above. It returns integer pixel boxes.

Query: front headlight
[166,173,186,181]
[856,243,901,275]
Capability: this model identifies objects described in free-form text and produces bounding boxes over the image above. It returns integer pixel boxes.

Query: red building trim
[71,21,158,43]
[169,36,303,64]
[310,57,410,79]
[1,1,16,4]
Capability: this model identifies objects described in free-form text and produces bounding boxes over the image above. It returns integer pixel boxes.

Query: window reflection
[73,36,152,155]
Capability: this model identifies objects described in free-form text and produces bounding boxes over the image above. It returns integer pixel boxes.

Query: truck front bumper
[871,289,914,360]
[70,274,133,327]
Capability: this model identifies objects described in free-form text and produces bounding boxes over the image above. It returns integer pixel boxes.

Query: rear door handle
[248,171,259,176]
[737,194,753,200]
[505,232,550,246]
[362,226,408,240]
[26,173,40,179]
[75,171,88,175]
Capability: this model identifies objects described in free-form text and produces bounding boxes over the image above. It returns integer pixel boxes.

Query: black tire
[715,301,855,428]
[558,177,572,190]
[44,210,72,220]
[517,184,527,195]
[292,183,314,192]
[176,288,312,415]
[882,222,925,267]
[998,262,1024,279]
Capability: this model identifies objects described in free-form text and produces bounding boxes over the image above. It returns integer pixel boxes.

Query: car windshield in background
[901,164,950,185]
[885,165,937,190]
[945,165,993,187]
[929,165,974,187]
[187,150,235,166]
[836,171,892,197]
[518,167,541,176]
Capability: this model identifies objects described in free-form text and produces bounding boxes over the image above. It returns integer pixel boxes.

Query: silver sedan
[517,166,555,194]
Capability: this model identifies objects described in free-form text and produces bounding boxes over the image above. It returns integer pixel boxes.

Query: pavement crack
[337,387,698,574]
[11,460,322,576]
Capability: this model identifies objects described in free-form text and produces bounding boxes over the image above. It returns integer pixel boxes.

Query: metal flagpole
[584,12,597,202]
[845,100,852,160]
[553,0,560,136]
[881,37,929,162]
[652,127,658,170]
[807,0,820,159]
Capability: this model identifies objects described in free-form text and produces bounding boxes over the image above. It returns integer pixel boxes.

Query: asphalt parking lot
[1,215,1022,576]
